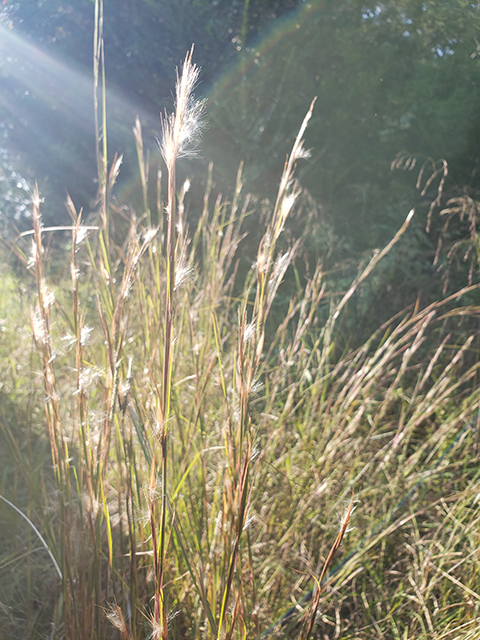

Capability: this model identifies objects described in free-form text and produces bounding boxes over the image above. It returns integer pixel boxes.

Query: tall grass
[1,19,480,640]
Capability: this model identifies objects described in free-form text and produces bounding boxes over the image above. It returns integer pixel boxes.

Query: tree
[0,0,301,222]
[1,0,480,320]
[205,0,480,243]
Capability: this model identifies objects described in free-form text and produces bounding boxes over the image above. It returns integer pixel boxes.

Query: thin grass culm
[150,47,205,640]
[3,20,480,640]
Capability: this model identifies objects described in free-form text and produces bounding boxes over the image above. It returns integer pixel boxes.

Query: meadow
[1,26,480,640]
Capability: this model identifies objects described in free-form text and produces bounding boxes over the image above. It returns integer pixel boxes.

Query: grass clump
[1,23,480,640]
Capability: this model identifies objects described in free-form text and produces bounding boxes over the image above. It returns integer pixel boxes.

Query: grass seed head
[160,49,206,167]
[105,602,128,636]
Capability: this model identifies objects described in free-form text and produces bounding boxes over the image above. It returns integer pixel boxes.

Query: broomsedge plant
[2,13,480,640]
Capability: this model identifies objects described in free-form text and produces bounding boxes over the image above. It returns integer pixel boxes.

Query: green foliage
[0,146,32,233]
[2,0,480,327]
[2,6,480,638]
[2,70,480,640]
[0,0,301,222]
[201,0,480,326]
[206,0,480,239]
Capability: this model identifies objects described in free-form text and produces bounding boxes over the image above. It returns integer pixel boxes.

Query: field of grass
[1,21,480,640]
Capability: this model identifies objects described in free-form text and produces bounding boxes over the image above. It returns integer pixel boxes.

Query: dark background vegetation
[1,0,480,332]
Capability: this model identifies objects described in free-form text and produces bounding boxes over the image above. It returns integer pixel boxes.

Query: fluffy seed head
[160,48,206,167]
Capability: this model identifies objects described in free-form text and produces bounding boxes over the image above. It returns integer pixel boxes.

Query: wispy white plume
[31,309,46,344]
[243,317,258,343]
[41,281,55,309]
[27,239,40,270]
[174,261,194,290]
[80,326,93,346]
[75,226,89,245]
[105,603,127,634]
[160,48,206,167]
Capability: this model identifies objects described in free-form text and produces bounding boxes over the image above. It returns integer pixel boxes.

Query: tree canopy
[1,0,479,307]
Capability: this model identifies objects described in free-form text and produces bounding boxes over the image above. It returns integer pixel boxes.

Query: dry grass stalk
[3,27,480,640]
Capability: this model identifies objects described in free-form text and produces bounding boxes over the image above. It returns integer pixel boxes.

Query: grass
[1,11,480,639]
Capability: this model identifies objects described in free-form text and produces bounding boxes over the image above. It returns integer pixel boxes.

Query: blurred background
[1,0,480,333]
